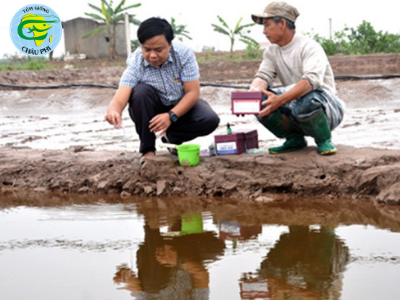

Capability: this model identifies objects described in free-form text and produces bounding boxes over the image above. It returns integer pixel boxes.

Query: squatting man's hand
[258,90,282,118]
[233,88,282,118]
[105,111,122,128]
[149,112,171,137]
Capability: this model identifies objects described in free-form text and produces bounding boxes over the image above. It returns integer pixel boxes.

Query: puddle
[1,194,400,299]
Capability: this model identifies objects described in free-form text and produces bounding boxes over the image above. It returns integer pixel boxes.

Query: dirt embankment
[1,53,400,86]
[199,53,400,81]
[1,53,400,205]
[1,146,400,205]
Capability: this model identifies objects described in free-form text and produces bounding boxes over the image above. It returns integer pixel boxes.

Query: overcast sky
[2,0,399,58]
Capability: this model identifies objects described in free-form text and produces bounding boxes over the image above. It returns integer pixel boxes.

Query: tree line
[308,21,400,56]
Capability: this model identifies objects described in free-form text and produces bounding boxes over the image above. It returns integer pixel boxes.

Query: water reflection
[2,194,400,300]
[113,204,352,300]
[115,217,350,299]
[248,226,349,300]
[114,213,225,299]
[219,220,262,247]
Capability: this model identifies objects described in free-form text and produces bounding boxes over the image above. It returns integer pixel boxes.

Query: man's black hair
[137,17,174,44]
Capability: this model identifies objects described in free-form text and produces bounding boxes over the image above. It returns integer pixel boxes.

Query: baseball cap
[252,2,300,24]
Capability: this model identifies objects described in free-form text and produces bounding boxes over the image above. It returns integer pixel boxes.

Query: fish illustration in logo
[18,13,60,46]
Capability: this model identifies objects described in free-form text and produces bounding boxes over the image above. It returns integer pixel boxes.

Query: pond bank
[1,146,400,205]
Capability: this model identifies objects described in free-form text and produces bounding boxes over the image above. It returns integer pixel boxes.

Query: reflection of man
[114,220,225,299]
[255,226,350,299]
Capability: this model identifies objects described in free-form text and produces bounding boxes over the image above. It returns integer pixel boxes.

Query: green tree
[170,17,192,41]
[311,30,351,56]
[307,21,400,55]
[83,0,141,59]
[346,21,400,54]
[245,42,262,59]
[211,16,257,57]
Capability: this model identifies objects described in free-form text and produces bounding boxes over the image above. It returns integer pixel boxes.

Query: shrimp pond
[1,193,400,300]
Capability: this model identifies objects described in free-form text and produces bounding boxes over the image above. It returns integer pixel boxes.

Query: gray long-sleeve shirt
[255,34,338,96]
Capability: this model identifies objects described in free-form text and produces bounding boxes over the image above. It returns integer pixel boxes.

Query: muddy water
[1,194,400,300]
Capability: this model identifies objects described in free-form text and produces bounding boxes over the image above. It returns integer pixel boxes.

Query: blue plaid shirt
[119,40,199,106]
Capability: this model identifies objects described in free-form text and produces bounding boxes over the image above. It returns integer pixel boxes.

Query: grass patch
[196,50,263,63]
[0,56,52,71]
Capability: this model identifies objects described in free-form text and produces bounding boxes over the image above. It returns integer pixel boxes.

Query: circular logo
[9,4,62,57]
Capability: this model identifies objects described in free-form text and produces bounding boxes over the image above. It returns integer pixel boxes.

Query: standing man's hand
[149,113,172,137]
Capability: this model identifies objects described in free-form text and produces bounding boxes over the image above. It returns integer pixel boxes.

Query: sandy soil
[1,54,400,204]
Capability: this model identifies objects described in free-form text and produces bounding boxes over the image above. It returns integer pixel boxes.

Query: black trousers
[128,83,220,154]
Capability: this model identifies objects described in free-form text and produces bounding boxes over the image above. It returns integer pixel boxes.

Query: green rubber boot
[258,110,307,154]
[268,136,308,154]
[299,110,337,155]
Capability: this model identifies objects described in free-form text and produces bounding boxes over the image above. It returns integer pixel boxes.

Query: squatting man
[250,1,345,155]
[105,17,220,165]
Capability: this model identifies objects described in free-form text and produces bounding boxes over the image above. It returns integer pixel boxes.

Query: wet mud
[1,146,400,204]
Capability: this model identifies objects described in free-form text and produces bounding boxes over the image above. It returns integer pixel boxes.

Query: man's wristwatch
[168,111,179,123]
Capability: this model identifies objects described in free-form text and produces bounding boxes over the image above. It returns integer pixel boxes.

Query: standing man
[105,17,220,164]
[250,2,345,155]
